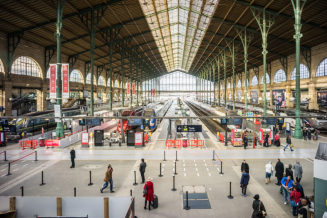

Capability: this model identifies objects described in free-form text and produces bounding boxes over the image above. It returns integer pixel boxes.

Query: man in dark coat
[139,158,147,183]
[286,164,294,180]
[240,171,250,196]
[243,133,248,149]
[275,158,284,185]
[241,160,249,173]
[70,147,76,168]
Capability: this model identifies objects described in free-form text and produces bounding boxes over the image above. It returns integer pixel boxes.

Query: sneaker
[100,189,103,193]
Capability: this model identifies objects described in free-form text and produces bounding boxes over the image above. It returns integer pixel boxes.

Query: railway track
[184,101,226,136]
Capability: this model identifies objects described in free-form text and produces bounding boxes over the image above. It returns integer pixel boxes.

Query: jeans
[282,187,290,203]
[283,143,293,151]
[101,179,113,192]
[241,185,247,195]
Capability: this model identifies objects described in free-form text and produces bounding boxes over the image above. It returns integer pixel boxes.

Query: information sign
[134,132,143,146]
[49,64,57,99]
[81,132,89,146]
[62,63,69,99]
[176,125,202,132]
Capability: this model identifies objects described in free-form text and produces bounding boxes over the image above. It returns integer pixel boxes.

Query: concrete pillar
[285,85,293,108]
[36,84,47,112]
[308,82,318,110]
[4,80,12,116]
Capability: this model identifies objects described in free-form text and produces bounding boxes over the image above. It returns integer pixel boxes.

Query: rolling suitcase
[153,195,158,209]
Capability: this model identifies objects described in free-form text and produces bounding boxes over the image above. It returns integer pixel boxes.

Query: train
[116,107,144,133]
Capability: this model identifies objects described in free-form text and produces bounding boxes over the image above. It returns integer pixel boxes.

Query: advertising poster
[250,91,258,104]
[317,91,327,107]
[132,83,135,94]
[237,91,242,102]
[49,64,57,99]
[127,83,130,95]
[81,132,89,146]
[272,89,286,108]
[62,63,69,99]
[134,132,143,146]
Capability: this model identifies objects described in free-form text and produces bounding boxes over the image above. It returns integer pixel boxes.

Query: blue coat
[240,173,250,185]
[281,177,293,188]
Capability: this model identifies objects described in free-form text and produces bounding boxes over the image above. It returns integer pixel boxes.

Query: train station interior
[0,0,327,218]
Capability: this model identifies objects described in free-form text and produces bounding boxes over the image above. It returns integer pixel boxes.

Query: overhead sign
[176,125,202,132]
[263,117,277,125]
[49,64,57,99]
[62,63,69,99]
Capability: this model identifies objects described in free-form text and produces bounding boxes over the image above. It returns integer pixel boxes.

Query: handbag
[143,185,148,195]
[290,200,297,207]
[257,201,266,217]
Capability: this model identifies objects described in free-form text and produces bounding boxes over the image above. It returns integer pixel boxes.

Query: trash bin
[39,137,45,147]
[182,139,188,148]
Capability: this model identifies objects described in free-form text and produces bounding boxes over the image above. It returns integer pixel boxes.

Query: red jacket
[143,181,154,201]
[290,190,301,203]
[274,134,280,141]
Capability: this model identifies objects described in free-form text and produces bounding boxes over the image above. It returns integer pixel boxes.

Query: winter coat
[143,181,154,201]
[286,167,294,180]
[139,162,146,172]
[290,189,301,203]
[275,161,284,179]
[70,150,75,159]
[286,137,292,144]
[240,173,250,186]
[241,162,249,173]
[251,200,266,218]
[293,163,303,179]
[104,168,113,182]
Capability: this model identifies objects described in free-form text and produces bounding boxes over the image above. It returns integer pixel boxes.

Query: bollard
[4,151,7,161]
[175,150,178,161]
[20,186,24,196]
[35,151,38,161]
[212,150,215,161]
[163,150,166,161]
[88,171,93,186]
[7,162,11,176]
[159,162,163,177]
[171,175,176,191]
[174,161,177,175]
[133,170,138,186]
[40,171,46,186]
[74,187,76,197]
[227,182,233,199]
[220,161,224,175]
[130,189,132,197]
[184,191,190,210]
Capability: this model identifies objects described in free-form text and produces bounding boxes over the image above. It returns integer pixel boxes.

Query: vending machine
[231,128,243,147]
[258,128,272,145]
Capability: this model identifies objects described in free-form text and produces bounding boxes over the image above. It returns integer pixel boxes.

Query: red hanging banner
[132,83,135,95]
[127,83,130,95]
[49,64,57,99]
[61,63,69,99]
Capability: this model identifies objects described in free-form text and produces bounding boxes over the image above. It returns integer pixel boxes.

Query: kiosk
[231,128,243,147]
[258,128,272,145]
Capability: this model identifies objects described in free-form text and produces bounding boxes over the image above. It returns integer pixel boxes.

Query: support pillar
[227,40,237,110]
[216,56,221,107]
[308,82,318,110]
[37,84,47,112]
[223,50,227,108]
[212,63,216,106]
[3,81,12,116]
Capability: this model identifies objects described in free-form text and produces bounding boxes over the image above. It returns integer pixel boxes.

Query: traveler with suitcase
[143,177,155,210]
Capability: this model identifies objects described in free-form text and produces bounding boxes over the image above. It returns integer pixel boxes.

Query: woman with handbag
[143,177,154,210]
[290,187,301,216]
[252,194,266,218]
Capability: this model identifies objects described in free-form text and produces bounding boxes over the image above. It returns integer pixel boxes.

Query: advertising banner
[272,89,286,108]
[62,63,69,99]
[49,64,57,99]
[81,132,89,146]
[134,132,143,146]
[250,91,258,104]
[132,83,135,95]
[127,83,130,95]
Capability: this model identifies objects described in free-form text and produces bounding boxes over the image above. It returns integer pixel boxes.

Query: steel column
[223,50,227,108]
[216,56,221,107]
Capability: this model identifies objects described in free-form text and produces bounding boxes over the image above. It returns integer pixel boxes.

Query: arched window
[85,73,96,84]
[70,69,83,83]
[237,80,241,88]
[274,69,286,83]
[260,73,270,84]
[11,56,42,77]
[251,76,258,86]
[98,76,105,86]
[107,78,111,87]
[243,79,249,87]
[114,80,119,87]
[316,58,327,77]
[290,64,310,80]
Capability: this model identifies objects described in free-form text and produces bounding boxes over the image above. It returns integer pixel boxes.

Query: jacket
[286,168,293,180]
[275,161,284,178]
[294,183,305,197]
[70,150,75,159]
[240,173,250,186]
[104,168,113,182]
[293,163,303,178]
[143,181,154,201]
[251,200,266,218]
[139,162,146,172]
[281,177,293,189]
[241,162,249,173]
[286,137,292,144]
[290,190,301,203]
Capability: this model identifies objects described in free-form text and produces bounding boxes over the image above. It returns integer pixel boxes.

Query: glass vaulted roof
[139,0,218,72]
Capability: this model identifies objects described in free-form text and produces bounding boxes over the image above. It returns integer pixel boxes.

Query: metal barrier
[7,151,37,175]
[124,197,135,218]
[165,140,181,149]
[189,139,205,149]
[20,140,38,150]
[44,140,60,149]
[0,150,7,161]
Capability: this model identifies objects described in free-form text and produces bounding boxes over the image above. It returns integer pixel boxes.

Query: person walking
[251,194,266,218]
[283,135,294,151]
[314,129,319,140]
[290,186,301,216]
[139,158,147,184]
[243,132,248,149]
[143,177,154,210]
[302,128,307,141]
[286,164,294,180]
[307,128,312,140]
[241,160,249,173]
[265,161,273,184]
[275,158,284,185]
[100,164,114,193]
[294,161,303,183]
[240,170,250,197]
[281,175,293,205]
[70,147,76,168]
